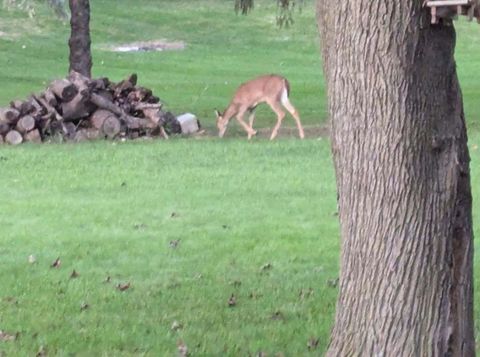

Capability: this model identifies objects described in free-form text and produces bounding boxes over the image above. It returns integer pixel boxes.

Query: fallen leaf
[260,263,272,272]
[307,337,319,350]
[326,278,339,288]
[299,288,314,300]
[3,296,17,304]
[0,330,17,341]
[80,302,89,311]
[271,311,284,321]
[177,340,188,357]
[169,239,181,249]
[228,294,236,307]
[248,291,263,299]
[116,282,131,291]
[51,257,61,268]
[70,270,79,279]
[229,280,242,287]
[28,255,36,264]
[133,223,147,230]
[36,345,47,357]
[171,320,183,331]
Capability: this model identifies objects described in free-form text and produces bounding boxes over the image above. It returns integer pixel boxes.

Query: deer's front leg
[236,109,256,139]
[247,111,256,139]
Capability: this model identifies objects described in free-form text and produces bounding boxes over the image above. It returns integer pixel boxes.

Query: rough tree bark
[69,0,92,78]
[317,1,474,355]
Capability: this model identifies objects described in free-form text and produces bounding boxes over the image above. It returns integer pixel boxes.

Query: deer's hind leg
[281,96,305,139]
[267,100,286,140]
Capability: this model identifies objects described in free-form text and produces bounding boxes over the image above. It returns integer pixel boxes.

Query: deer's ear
[214,109,221,118]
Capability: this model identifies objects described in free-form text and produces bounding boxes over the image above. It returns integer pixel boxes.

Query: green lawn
[1,0,480,355]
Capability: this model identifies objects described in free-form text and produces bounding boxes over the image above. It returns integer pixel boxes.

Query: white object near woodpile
[176,113,200,134]
[425,0,480,24]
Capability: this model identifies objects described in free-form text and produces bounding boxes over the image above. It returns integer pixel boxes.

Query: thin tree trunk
[317,1,474,355]
[69,0,92,78]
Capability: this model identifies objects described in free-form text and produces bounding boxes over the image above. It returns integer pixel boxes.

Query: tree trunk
[69,0,92,78]
[317,1,474,355]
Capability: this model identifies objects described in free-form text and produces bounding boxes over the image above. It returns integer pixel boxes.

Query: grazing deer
[215,74,305,140]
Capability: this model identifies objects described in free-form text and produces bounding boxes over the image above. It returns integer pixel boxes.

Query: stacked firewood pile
[0,71,180,145]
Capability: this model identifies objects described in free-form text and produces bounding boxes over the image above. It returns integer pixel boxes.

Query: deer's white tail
[280,86,296,114]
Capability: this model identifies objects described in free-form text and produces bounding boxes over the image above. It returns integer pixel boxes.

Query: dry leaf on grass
[51,257,61,268]
[36,345,47,357]
[116,282,131,291]
[177,340,189,357]
[171,320,183,331]
[326,278,339,288]
[260,263,272,272]
[299,288,314,300]
[271,311,285,321]
[307,337,319,350]
[228,294,237,307]
[0,330,17,341]
[169,239,181,249]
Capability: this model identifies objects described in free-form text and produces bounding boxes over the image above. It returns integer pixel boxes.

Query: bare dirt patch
[195,125,329,140]
[99,39,186,53]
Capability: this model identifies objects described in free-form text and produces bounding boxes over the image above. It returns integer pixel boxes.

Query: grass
[0,139,339,355]
[0,0,480,355]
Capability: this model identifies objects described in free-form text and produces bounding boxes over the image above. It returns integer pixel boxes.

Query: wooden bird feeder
[425,0,480,24]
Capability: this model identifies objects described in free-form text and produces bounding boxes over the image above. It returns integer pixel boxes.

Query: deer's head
[215,109,228,138]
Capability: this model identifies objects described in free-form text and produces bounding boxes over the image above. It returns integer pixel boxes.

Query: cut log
[34,94,62,121]
[10,100,23,111]
[90,109,114,129]
[96,89,114,103]
[135,103,163,111]
[127,86,153,103]
[5,130,23,145]
[61,91,93,120]
[62,122,77,139]
[24,129,42,143]
[114,73,138,97]
[102,115,121,138]
[16,115,36,133]
[49,79,78,102]
[0,122,10,135]
[0,108,20,124]
[90,93,151,129]
[90,93,124,117]
[74,128,100,142]
[43,88,58,107]
[28,95,44,114]
[88,77,109,91]
[19,100,37,117]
